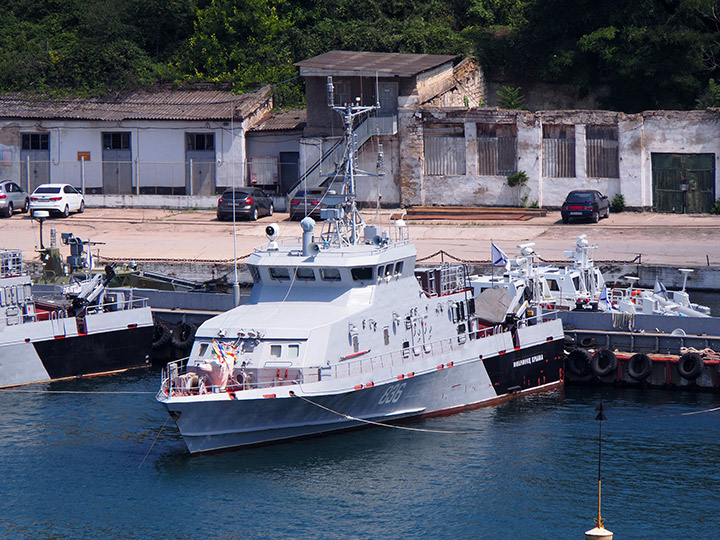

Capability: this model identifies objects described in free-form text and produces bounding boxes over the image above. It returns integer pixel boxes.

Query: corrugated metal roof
[0,86,271,121]
[295,51,457,77]
[250,109,306,132]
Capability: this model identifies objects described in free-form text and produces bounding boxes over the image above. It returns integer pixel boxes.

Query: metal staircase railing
[289,114,397,195]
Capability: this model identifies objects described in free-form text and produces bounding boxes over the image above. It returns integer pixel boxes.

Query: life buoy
[677,352,704,381]
[171,322,196,350]
[627,353,653,381]
[566,348,592,377]
[152,321,171,350]
[591,348,617,377]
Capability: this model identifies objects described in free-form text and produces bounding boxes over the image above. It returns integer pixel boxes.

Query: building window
[424,124,466,176]
[248,156,278,186]
[102,132,130,150]
[542,125,575,178]
[22,133,49,150]
[186,133,214,151]
[586,126,619,178]
[477,124,517,176]
[332,80,351,106]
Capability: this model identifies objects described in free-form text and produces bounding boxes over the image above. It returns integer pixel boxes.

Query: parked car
[29,183,85,218]
[289,188,327,221]
[216,188,274,221]
[561,190,610,223]
[0,180,30,218]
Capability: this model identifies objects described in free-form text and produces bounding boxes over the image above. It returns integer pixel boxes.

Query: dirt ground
[2,207,720,267]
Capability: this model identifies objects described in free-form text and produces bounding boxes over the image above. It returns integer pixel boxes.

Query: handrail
[160,311,560,398]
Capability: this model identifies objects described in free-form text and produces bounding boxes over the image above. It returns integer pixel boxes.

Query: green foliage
[610,194,626,213]
[496,86,526,109]
[505,170,528,188]
[696,79,720,109]
[0,0,720,112]
[711,199,720,215]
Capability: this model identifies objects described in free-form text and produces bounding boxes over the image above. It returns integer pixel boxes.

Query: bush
[610,194,626,213]
[505,170,528,188]
[711,199,720,215]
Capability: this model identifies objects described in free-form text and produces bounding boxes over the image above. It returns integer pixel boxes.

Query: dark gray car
[0,180,29,217]
[216,188,274,221]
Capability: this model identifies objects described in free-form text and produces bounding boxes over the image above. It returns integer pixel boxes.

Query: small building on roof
[0,86,272,199]
[293,50,484,204]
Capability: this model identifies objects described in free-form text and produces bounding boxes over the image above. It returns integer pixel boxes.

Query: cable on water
[288,391,481,434]
[1,389,155,395]
[139,416,171,469]
[681,405,720,416]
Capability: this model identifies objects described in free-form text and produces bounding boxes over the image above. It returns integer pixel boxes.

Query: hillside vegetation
[3,0,720,111]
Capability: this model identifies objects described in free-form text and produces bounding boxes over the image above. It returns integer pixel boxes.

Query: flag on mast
[491,242,509,268]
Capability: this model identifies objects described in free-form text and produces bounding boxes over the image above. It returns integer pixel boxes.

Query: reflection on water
[0,371,719,540]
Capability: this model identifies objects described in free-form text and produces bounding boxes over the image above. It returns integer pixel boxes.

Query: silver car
[0,180,30,218]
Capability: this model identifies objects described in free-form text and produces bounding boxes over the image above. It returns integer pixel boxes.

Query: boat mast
[326,76,379,247]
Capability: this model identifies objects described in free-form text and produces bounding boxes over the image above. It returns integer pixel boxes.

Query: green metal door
[652,153,715,213]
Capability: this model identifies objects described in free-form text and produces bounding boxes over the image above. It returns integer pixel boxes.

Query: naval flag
[599,286,612,311]
[87,247,94,270]
[491,242,509,267]
[653,279,668,298]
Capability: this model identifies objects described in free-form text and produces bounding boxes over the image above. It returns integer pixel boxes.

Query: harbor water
[1,370,719,539]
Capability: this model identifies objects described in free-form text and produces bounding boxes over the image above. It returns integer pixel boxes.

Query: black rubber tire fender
[152,322,171,350]
[627,353,653,381]
[591,348,618,377]
[566,348,592,377]
[677,352,704,380]
[171,322,196,350]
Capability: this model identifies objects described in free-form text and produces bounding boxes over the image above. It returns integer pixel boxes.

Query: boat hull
[162,339,564,453]
[0,308,154,388]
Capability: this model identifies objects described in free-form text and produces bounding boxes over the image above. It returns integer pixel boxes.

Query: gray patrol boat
[157,92,565,454]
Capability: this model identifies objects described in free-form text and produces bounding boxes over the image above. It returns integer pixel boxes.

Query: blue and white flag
[653,279,667,298]
[87,247,94,270]
[599,286,612,311]
[491,242,509,267]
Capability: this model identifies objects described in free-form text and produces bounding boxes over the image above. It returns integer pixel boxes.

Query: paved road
[2,208,719,267]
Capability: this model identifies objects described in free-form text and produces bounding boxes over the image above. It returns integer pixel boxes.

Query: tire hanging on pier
[566,348,592,377]
[627,353,653,381]
[172,322,196,351]
[677,352,704,381]
[591,348,617,377]
[152,322,171,350]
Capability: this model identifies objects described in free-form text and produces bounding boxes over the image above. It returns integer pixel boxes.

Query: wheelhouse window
[296,267,316,281]
[288,344,299,358]
[320,268,341,281]
[269,267,290,280]
[22,133,49,150]
[394,261,404,276]
[351,267,374,281]
[249,265,261,283]
[270,345,282,358]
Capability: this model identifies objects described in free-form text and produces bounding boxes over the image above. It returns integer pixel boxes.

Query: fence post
[135,157,140,195]
[189,158,193,196]
[80,156,85,195]
[25,155,30,192]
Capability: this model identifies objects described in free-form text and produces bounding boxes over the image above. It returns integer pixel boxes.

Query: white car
[30,184,85,218]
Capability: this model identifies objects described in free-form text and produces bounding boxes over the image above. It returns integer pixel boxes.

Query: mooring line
[681,405,720,416]
[288,391,480,434]
[139,417,171,469]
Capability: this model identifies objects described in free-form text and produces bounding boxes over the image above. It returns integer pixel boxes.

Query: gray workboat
[157,91,565,454]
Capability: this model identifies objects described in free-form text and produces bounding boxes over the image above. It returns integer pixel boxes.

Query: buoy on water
[585,402,613,540]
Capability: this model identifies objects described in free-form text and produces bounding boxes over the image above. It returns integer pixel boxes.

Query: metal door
[652,153,715,213]
[279,152,299,194]
[20,150,50,192]
[378,82,398,116]
[185,133,216,195]
[102,149,133,194]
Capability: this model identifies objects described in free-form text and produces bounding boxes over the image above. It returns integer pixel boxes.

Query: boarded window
[542,125,575,177]
[477,124,517,176]
[586,126,619,178]
[248,156,278,186]
[424,124,466,175]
